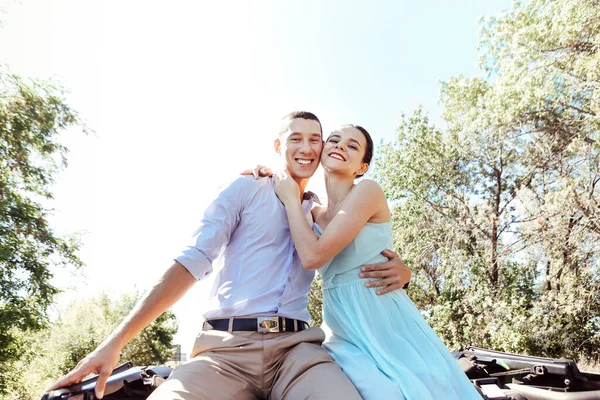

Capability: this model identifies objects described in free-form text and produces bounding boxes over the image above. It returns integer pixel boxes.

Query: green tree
[2,293,178,400]
[0,68,86,392]
[308,275,323,327]
[376,109,539,352]
[376,0,599,359]
[109,292,179,366]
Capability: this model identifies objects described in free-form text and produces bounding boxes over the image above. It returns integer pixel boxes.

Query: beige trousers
[148,326,361,400]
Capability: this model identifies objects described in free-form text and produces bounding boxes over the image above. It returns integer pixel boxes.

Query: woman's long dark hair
[348,124,373,178]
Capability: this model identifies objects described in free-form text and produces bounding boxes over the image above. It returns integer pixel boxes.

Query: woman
[270,125,481,399]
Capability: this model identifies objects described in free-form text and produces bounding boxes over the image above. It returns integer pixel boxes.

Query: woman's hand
[240,165,273,180]
[273,169,301,205]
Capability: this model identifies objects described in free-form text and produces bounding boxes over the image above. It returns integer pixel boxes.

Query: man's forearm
[103,261,196,349]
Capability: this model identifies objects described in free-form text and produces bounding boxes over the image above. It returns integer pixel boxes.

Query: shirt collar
[303,190,321,205]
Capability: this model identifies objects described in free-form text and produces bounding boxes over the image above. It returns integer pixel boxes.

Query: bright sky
[0,0,511,357]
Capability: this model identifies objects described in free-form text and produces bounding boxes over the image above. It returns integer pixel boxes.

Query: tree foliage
[308,275,323,327]
[111,293,179,366]
[1,293,178,400]
[0,68,86,391]
[375,0,600,359]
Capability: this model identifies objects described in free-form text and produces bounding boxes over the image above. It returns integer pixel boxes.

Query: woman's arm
[276,176,388,270]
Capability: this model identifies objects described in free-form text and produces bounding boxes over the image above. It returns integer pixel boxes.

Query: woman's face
[321,126,368,178]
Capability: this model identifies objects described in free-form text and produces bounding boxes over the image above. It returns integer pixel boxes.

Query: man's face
[274,118,323,181]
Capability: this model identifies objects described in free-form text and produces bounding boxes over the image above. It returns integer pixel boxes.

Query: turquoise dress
[314,222,481,400]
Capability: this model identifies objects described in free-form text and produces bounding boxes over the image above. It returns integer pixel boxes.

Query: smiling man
[276,116,323,180]
[49,111,409,400]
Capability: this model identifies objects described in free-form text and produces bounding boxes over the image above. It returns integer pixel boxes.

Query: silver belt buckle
[257,317,279,333]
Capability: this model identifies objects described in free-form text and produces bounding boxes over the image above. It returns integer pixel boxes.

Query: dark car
[42,347,600,400]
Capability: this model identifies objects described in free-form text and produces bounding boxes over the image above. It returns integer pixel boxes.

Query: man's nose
[299,139,312,152]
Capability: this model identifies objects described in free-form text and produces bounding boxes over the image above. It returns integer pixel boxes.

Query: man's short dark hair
[279,111,323,137]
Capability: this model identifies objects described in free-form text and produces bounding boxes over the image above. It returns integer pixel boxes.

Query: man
[49,111,411,399]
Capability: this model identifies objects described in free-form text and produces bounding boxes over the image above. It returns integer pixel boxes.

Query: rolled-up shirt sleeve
[175,177,246,280]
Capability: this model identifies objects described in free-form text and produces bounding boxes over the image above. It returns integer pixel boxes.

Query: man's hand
[47,341,121,399]
[47,262,195,398]
[240,165,273,179]
[359,249,411,295]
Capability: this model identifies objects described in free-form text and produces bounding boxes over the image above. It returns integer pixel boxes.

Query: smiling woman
[322,124,374,179]
[271,125,481,399]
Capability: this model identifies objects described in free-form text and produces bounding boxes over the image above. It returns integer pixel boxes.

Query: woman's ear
[357,163,369,177]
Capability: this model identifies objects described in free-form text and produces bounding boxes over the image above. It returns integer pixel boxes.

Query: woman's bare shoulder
[354,179,385,197]
[351,179,390,222]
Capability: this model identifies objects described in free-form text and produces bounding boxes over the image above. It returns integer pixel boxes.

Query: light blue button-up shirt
[176,176,317,322]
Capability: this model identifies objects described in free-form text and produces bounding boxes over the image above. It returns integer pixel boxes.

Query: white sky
[0,0,511,357]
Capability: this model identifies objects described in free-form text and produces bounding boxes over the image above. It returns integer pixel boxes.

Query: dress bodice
[312,222,394,290]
